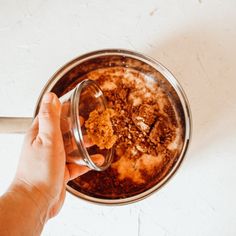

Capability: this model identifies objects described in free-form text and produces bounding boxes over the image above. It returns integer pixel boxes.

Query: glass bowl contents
[60,79,114,171]
[35,49,191,205]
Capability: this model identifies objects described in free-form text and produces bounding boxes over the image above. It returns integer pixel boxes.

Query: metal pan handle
[0,117,33,133]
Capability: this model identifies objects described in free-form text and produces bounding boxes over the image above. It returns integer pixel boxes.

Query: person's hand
[0,92,104,235]
[10,92,102,220]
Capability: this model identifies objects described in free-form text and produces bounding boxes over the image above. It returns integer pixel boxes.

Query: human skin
[0,93,103,235]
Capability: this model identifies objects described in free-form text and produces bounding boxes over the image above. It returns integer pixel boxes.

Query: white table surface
[0,0,236,235]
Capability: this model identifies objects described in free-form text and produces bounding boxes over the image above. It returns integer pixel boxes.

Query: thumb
[38,93,61,140]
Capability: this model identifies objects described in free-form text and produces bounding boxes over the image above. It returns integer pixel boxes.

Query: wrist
[0,179,49,235]
[6,179,50,227]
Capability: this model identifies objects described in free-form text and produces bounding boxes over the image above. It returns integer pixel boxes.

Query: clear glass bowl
[60,79,113,171]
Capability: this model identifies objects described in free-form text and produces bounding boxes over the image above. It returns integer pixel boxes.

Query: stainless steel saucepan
[0,49,192,205]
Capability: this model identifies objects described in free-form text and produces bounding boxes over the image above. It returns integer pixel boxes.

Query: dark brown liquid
[52,55,186,199]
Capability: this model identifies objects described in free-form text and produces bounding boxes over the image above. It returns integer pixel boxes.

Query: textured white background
[0,0,236,235]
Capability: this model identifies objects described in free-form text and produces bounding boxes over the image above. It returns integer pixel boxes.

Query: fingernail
[93,154,105,166]
[42,93,54,103]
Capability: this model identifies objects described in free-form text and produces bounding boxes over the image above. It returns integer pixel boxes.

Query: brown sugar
[131,104,158,133]
[85,108,117,149]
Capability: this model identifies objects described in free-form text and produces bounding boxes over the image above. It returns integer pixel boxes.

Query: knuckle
[39,109,59,120]
[38,111,51,118]
[39,132,54,146]
[39,104,54,115]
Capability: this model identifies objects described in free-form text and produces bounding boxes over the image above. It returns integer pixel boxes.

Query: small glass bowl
[60,79,113,171]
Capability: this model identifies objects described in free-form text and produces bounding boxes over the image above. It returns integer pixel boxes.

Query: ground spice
[85,108,117,149]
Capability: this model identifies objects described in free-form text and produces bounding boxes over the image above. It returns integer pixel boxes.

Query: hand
[11,92,102,220]
[0,92,104,235]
